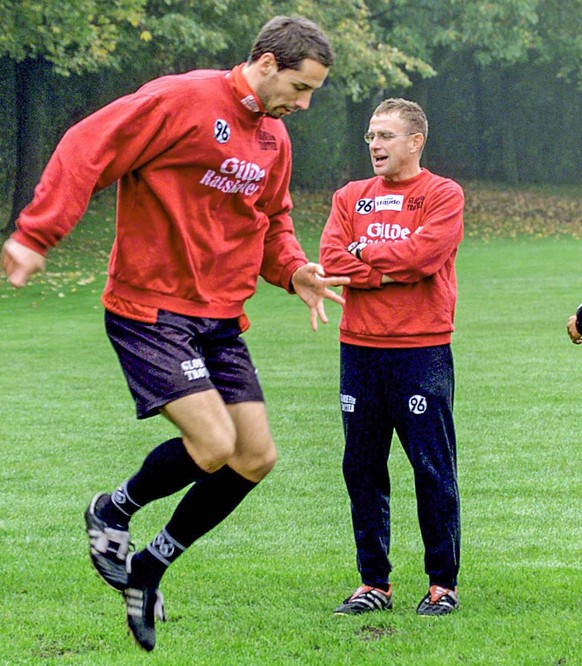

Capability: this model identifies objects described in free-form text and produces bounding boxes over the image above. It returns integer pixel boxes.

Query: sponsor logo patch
[241,94,260,113]
[340,393,356,412]
[407,195,425,211]
[200,157,266,195]
[375,195,404,212]
[259,130,277,151]
[181,358,210,381]
[366,222,411,241]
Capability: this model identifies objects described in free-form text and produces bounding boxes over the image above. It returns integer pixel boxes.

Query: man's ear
[411,133,425,155]
[257,52,277,75]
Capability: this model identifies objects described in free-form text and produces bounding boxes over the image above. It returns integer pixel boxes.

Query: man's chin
[266,108,292,119]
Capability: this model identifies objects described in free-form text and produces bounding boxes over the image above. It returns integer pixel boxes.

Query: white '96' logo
[355,198,374,214]
[214,119,230,143]
[409,394,427,414]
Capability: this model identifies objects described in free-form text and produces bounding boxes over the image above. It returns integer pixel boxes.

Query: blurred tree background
[0,0,580,232]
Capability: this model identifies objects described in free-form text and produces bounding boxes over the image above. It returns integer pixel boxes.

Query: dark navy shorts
[105,310,264,419]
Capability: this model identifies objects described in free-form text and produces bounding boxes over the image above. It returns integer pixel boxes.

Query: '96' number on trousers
[409,395,427,414]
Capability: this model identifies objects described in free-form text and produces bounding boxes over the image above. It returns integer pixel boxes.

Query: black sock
[130,466,258,587]
[98,438,208,527]
[127,437,209,504]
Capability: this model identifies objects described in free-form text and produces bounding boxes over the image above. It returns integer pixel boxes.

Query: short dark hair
[249,16,334,71]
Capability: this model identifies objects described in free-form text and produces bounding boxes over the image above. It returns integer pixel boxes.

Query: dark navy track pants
[339,342,460,590]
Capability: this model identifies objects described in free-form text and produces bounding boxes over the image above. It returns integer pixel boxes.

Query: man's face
[255,57,329,118]
[366,112,423,181]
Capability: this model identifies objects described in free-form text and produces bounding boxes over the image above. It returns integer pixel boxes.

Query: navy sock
[130,466,258,587]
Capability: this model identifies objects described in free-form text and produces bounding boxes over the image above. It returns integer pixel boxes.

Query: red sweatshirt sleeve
[320,188,384,289]
[360,183,464,283]
[12,91,170,254]
[258,136,307,291]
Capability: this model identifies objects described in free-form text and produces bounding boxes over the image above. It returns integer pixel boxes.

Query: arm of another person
[567,304,582,344]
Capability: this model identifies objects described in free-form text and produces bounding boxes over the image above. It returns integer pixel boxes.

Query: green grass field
[1,188,581,665]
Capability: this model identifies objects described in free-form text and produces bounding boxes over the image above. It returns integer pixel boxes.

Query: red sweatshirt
[320,169,464,348]
[12,64,308,324]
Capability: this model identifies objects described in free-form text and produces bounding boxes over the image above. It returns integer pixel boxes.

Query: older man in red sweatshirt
[320,98,464,618]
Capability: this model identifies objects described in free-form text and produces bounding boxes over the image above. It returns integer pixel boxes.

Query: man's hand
[347,241,367,260]
[347,240,394,284]
[567,315,582,344]
[1,239,46,287]
[291,262,349,331]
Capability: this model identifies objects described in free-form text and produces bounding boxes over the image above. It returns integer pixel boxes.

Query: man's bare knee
[162,390,237,474]
[231,444,277,482]
[260,448,278,476]
[182,422,236,474]
[250,448,278,480]
[224,401,278,482]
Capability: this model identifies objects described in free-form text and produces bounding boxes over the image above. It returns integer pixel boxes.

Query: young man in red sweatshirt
[1,16,348,651]
[320,98,464,617]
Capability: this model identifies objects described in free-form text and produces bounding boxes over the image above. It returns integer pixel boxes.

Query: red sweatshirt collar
[380,169,428,189]
[227,63,267,115]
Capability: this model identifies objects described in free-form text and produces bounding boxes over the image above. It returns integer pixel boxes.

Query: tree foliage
[275,0,435,99]
[113,0,437,97]
[0,0,148,73]
[0,0,581,229]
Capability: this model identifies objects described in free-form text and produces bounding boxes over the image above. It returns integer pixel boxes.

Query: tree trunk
[4,57,49,233]
[409,75,430,169]
[499,68,520,185]
[472,61,489,180]
[345,96,376,181]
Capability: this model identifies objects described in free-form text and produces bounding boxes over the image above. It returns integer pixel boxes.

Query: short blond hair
[373,98,428,142]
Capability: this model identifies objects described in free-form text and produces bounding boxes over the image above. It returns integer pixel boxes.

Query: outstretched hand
[1,239,46,287]
[567,315,582,344]
[291,262,349,331]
